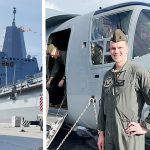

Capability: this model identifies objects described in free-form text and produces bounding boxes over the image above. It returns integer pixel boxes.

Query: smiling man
[97,29,150,150]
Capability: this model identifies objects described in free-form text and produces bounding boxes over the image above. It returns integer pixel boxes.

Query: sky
[46,0,150,14]
[0,0,42,67]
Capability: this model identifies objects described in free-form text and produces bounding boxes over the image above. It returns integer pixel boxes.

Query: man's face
[110,41,128,64]
[50,48,59,59]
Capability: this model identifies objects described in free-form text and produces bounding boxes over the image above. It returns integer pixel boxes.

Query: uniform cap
[110,29,128,42]
[46,44,57,54]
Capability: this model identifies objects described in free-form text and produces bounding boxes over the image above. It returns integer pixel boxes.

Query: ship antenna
[12,7,16,26]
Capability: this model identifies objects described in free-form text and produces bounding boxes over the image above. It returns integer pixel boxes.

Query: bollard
[20,117,25,132]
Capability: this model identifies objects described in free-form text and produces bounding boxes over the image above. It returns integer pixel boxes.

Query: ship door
[47,29,71,110]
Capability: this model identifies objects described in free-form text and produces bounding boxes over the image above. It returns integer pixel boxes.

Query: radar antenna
[12,7,16,26]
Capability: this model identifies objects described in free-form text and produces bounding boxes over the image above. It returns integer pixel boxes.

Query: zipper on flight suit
[112,72,118,96]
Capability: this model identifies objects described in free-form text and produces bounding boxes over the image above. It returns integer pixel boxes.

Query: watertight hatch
[46,111,68,148]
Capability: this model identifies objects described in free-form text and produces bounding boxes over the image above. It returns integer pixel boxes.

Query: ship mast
[12,7,16,26]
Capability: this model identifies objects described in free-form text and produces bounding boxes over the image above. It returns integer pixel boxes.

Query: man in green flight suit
[97,29,150,150]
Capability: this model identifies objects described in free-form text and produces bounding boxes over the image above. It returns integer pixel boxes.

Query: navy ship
[0,8,42,123]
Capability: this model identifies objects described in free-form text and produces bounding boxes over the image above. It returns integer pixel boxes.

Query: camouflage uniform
[98,61,150,150]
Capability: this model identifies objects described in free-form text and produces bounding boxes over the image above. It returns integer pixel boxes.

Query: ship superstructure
[0,8,39,87]
[0,8,42,123]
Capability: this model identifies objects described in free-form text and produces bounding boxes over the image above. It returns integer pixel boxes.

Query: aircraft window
[133,10,150,58]
[90,11,132,65]
[91,19,102,40]
[91,11,132,40]
[91,41,103,65]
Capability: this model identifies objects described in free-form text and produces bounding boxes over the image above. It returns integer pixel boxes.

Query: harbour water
[0,123,42,150]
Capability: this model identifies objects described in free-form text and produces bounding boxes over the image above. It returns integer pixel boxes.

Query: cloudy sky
[0,0,42,67]
[46,0,150,14]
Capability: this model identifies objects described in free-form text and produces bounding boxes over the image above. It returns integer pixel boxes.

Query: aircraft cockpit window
[91,41,103,65]
[133,10,150,58]
[90,11,132,65]
[91,11,132,40]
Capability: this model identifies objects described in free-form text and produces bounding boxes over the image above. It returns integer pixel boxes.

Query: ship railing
[0,85,15,94]
[0,74,42,94]
[16,76,42,88]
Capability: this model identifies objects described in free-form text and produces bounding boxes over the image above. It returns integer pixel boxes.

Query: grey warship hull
[0,75,42,123]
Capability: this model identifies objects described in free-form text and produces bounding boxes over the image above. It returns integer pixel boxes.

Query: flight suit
[98,61,150,150]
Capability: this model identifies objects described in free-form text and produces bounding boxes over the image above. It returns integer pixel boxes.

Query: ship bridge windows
[0,73,6,76]
[1,61,15,67]
[90,10,132,65]
[133,9,150,58]
[1,61,9,66]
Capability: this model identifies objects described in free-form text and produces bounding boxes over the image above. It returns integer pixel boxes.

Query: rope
[91,97,98,125]
[56,98,91,150]
[56,97,65,116]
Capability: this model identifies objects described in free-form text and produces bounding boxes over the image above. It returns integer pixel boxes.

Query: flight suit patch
[104,77,113,88]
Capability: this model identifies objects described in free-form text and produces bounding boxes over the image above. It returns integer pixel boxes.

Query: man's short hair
[46,44,57,54]
[110,29,128,42]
